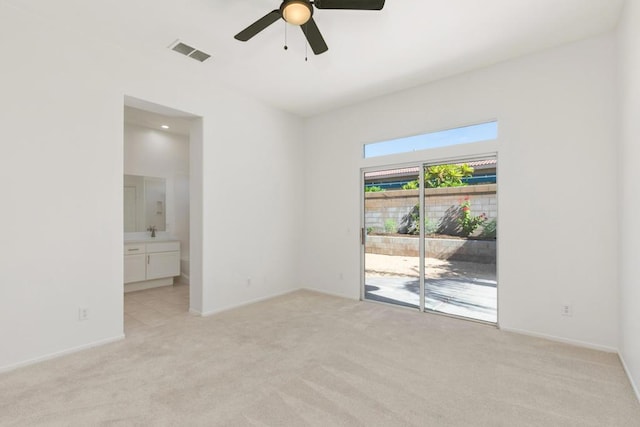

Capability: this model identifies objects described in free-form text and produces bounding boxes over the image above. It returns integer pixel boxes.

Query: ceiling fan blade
[234,10,281,41]
[300,17,328,55]
[313,0,385,10]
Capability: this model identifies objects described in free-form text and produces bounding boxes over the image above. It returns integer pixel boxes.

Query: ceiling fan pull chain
[284,21,288,50]
[304,23,308,61]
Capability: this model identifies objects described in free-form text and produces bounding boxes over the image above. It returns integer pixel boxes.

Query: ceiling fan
[234,0,386,55]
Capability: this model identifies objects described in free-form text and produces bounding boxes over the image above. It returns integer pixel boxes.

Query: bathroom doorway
[122,97,202,334]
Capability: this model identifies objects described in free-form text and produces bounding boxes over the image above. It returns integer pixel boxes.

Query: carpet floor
[1,287,638,426]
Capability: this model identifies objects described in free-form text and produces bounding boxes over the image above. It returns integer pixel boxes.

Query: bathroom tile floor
[124,283,189,336]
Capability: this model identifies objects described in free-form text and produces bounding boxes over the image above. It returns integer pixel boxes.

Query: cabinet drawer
[146,241,180,253]
[124,243,146,255]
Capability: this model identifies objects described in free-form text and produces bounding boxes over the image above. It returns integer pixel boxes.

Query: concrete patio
[364,254,497,323]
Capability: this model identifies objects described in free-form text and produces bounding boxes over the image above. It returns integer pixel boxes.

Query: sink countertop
[124,232,178,244]
[124,231,178,244]
[124,237,179,244]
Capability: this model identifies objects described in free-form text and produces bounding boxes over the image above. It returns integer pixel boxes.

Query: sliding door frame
[361,152,499,325]
[360,161,423,310]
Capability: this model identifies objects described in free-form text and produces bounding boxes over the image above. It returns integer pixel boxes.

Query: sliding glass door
[422,160,497,323]
[363,168,421,309]
[362,157,497,323]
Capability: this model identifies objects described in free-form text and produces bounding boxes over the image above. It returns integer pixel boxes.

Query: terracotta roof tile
[365,160,496,180]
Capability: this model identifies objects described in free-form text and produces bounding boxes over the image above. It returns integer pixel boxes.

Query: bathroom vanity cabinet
[124,240,180,292]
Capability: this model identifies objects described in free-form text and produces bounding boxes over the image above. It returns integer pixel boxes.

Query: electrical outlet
[78,307,89,321]
[561,304,573,317]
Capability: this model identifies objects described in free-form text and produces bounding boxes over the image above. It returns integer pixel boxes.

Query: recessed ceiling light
[161,125,170,129]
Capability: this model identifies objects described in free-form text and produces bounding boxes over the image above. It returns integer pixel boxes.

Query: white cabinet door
[146,251,180,280]
[124,254,146,284]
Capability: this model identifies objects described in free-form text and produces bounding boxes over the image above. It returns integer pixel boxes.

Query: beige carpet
[1,287,638,426]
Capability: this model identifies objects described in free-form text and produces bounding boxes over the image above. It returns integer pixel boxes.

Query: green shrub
[402,180,419,190]
[425,163,474,188]
[401,164,474,189]
[458,198,487,237]
[480,219,497,239]
[424,217,438,235]
[365,185,384,192]
[384,219,397,234]
[404,205,437,235]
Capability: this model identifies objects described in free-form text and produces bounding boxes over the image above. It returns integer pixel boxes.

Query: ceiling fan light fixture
[235,0,386,54]
[281,0,312,26]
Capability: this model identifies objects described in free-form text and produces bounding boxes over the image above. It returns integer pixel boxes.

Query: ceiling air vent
[169,40,211,63]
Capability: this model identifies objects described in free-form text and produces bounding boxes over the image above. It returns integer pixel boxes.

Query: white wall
[618,0,640,399]
[124,123,190,256]
[0,0,629,380]
[197,95,304,315]
[0,2,302,370]
[302,34,619,350]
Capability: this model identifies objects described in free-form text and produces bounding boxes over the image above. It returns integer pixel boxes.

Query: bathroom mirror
[124,174,166,232]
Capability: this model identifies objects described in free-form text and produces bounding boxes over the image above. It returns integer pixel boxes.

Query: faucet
[147,225,157,238]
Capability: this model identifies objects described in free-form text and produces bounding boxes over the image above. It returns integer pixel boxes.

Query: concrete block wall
[365,235,497,263]
[365,184,497,236]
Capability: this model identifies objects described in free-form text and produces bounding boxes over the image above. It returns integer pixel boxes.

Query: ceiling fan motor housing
[280,0,314,26]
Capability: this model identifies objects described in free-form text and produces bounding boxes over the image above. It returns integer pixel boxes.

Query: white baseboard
[619,353,640,403]
[0,334,125,374]
[499,326,618,353]
[180,273,190,285]
[198,288,300,317]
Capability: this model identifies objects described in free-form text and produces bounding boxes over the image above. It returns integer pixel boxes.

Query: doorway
[122,97,202,334]
[362,156,497,324]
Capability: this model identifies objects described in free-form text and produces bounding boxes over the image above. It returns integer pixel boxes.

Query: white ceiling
[124,104,194,136]
[11,0,624,117]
